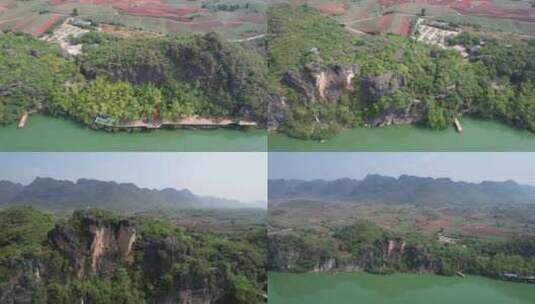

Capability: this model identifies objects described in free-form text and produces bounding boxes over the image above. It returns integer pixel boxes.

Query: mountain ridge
[0,177,263,212]
[269,174,535,206]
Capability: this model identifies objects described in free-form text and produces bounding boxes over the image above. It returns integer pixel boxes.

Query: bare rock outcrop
[48,213,136,278]
[360,72,405,103]
[365,100,426,127]
[282,63,360,104]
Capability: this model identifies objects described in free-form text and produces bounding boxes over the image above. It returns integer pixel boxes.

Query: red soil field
[112,3,209,20]
[32,14,62,37]
[460,223,509,237]
[378,13,395,31]
[395,15,412,36]
[378,0,411,6]
[451,0,535,22]
[189,20,224,31]
[237,13,265,24]
[316,3,349,16]
[375,0,535,22]
[48,0,210,20]
[424,218,454,232]
[12,15,38,33]
[426,0,457,5]
[351,14,395,34]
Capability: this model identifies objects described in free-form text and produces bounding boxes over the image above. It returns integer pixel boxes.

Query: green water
[269,272,535,304]
[0,115,266,151]
[269,118,535,151]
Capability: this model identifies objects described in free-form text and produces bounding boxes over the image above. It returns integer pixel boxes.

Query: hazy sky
[269,153,535,186]
[0,153,266,202]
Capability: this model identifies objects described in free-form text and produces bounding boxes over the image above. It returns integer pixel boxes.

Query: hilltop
[0,177,264,212]
[269,174,535,205]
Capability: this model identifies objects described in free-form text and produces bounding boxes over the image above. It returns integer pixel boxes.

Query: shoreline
[17,112,261,133]
[272,270,535,285]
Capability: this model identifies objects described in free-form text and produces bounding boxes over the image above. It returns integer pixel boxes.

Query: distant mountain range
[269,175,535,206]
[0,177,263,212]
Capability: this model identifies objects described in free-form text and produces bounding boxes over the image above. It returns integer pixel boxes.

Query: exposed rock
[282,63,360,104]
[360,72,405,103]
[267,95,289,131]
[365,100,426,127]
[282,70,316,102]
[313,258,336,272]
[48,214,136,278]
[304,63,359,102]
[140,235,225,304]
[0,258,44,304]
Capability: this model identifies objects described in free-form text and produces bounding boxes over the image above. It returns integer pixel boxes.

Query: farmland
[269,199,535,241]
[0,0,267,39]
[273,0,535,37]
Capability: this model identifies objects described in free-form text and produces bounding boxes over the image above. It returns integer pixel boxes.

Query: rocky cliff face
[267,95,289,131]
[359,72,404,103]
[0,204,266,304]
[274,62,428,132]
[268,236,438,275]
[0,258,44,304]
[48,214,136,279]
[282,63,360,104]
[140,235,225,304]
[365,100,426,127]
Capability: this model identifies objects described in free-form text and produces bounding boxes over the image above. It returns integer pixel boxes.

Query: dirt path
[230,33,266,42]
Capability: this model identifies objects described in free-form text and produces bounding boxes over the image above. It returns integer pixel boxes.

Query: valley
[267,175,535,283]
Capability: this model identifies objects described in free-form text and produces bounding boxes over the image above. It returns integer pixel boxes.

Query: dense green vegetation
[268,219,535,281]
[267,5,535,139]
[267,5,352,77]
[0,31,269,129]
[0,207,266,303]
[0,33,78,125]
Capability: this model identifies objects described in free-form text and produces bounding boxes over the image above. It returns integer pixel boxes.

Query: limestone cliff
[282,63,360,104]
[0,209,264,304]
[48,214,136,278]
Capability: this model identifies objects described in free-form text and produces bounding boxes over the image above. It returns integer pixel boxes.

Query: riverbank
[0,114,266,151]
[92,115,258,130]
[269,118,535,151]
[269,272,535,304]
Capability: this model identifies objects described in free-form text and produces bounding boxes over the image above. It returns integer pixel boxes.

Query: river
[269,272,535,304]
[269,118,535,151]
[0,114,266,151]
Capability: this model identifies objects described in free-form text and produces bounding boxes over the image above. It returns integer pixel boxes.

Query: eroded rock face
[48,215,136,278]
[282,63,360,104]
[304,63,360,102]
[267,95,289,131]
[360,72,405,103]
[140,235,225,304]
[0,258,44,304]
[365,100,426,127]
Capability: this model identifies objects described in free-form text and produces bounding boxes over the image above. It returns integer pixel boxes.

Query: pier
[454,118,463,133]
[94,116,257,129]
[18,112,28,128]
[503,273,535,283]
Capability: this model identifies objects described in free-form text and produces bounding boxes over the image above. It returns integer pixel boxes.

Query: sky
[269,153,535,186]
[0,153,266,202]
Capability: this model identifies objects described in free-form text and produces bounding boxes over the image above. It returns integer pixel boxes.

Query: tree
[420,8,426,16]
[71,8,79,17]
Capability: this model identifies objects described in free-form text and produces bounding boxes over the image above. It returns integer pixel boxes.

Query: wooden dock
[18,112,28,128]
[453,118,463,133]
[95,116,257,129]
